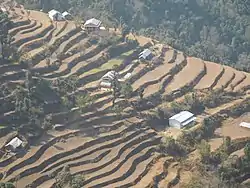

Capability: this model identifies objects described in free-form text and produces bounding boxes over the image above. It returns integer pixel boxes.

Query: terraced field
[0,3,250,188]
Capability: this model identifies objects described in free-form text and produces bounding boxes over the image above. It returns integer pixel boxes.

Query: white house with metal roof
[48,9,63,21]
[5,137,23,151]
[99,71,118,89]
[101,71,118,82]
[83,18,102,29]
[169,111,196,129]
[62,11,72,20]
[239,122,250,129]
[139,49,153,60]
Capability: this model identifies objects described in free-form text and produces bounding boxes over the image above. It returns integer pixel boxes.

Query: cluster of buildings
[48,9,72,21]
[48,9,106,33]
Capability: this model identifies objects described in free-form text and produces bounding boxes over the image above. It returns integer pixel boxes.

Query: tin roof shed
[5,137,23,150]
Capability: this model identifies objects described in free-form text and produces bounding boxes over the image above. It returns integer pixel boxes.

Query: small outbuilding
[62,11,72,20]
[53,124,66,131]
[0,7,7,13]
[83,18,102,31]
[99,71,118,89]
[239,122,250,129]
[48,9,63,21]
[139,49,153,60]
[5,137,23,152]
[169,111,196,129]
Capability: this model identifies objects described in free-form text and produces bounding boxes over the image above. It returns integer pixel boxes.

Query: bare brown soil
[165,57,204,93]
[194,61,223,89]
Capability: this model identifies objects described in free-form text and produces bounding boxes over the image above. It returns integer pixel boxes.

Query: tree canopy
[0,10,12,59]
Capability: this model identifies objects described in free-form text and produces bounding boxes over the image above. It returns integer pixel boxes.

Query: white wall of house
[48,10,63,21]
[169,119,182,129]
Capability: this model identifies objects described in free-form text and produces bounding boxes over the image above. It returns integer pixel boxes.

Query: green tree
[70,175,85,188]
[75,93,95,112]
[73,15,82,29]
[0,11,12,60]
[121,24,130,41]
[42,114,53,130]
[223,136,231,153]
[244,143,250,160]
[0,182,15,188]
[112,104,123,118]
[138,88,144,100]
[111,74,120,107]
[198,139,211,164]
[120,82,133,99]
[55,165,72,188]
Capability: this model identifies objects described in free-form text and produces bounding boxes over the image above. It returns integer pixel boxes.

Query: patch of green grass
[86,68,102,75]
[0,125,6,129]
[101,58,123,70]
[85,59,122,76]
[82,49,135,76]
[122,50,134,56]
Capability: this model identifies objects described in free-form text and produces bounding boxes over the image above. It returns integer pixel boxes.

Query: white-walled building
[169,111,196,129]
[62,11,72,20]
[99,71,118,89]
[5,137,23,151]
[239,122,250,129]
[139,49,153,60]
[48,9,63,21]
[83,18,102,31]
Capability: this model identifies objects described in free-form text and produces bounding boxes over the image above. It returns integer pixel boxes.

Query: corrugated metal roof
[101,71,118,81]
[182,116,197,126]
[84,18,102,27]
[239,122,250,129]
[62,11,70,17]
[170,111,195,123]
[48,9,60,16]
[5,137,23,149]
[100,81,112,88]
[139,49,152,59]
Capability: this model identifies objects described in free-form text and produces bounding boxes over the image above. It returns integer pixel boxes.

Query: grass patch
[101,58,123,69]
[82,50,134,76]
[122,50,134,56]
[85,58,123,76]
[0,125,6,129]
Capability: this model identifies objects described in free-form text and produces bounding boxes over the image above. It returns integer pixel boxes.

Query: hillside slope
[0,3,250,188]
